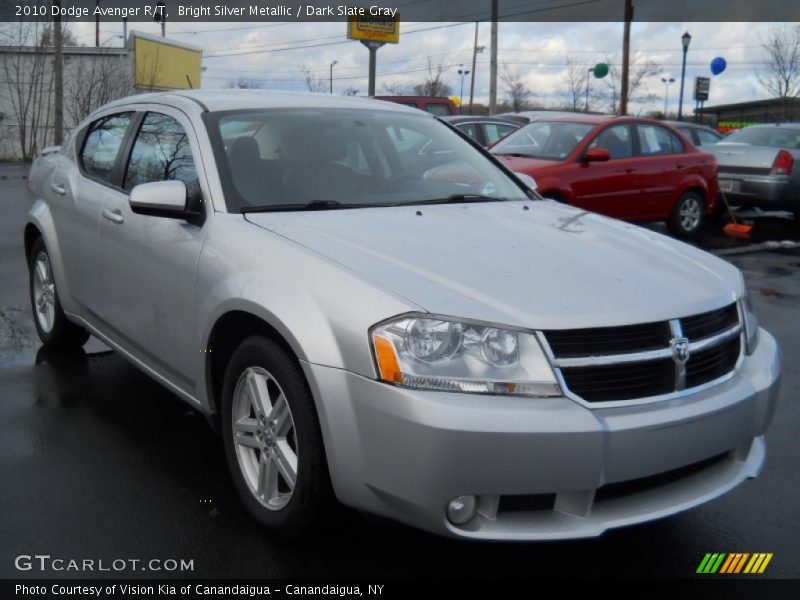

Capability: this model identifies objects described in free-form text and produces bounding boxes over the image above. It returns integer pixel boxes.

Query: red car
[490,116,718,236]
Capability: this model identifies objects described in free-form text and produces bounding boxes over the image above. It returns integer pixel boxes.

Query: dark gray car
[705,124,800,217]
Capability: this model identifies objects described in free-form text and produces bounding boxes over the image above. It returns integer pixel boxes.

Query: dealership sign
[694,77,710,101]
[347,12,400,44]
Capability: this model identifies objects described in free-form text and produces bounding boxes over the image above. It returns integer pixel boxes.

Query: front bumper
[717,172,798,210]
[302,330,780,540]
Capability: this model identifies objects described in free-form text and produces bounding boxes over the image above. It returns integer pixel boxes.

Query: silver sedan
[25,90,780,540]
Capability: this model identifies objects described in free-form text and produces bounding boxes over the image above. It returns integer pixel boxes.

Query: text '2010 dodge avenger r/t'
[25,91,780,540]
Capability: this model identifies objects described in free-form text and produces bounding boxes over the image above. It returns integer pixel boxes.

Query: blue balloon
[710,57,727,75]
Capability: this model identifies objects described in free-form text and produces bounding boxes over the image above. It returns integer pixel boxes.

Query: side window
[637,124,684,156]
[123,112,201,203]
[484,123,516,145]
[695,129,721,146]
[455,122,479,141]
[425,104,451,117]
[589,124,633,159]
[79,112,133,184]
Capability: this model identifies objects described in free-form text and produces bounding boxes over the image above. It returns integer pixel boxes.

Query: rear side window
[79,112,133,184]
[484,123,516,145]
[695,128,722,146]
[455,122,479,141]
[123,112,201,202]
[637,124,684,155]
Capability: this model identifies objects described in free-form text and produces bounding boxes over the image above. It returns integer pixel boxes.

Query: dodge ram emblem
[670,337,691,364]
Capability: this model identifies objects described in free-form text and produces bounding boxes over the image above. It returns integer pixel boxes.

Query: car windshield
[206,109,529,212]
[723,127,800,149]
[491,121,595,160]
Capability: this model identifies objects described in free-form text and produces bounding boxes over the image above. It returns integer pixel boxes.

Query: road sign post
[693,77,710,123]
[347,14,400,96]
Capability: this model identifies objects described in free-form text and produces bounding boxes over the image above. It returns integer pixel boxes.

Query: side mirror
[583,147,611,162]
[129,180,187,217]
[514,172,538,192]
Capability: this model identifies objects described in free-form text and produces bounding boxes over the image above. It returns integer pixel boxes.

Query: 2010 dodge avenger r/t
[25,91,780,540]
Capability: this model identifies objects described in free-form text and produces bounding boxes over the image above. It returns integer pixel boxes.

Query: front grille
[686,337,741,389]
[544,304,741,404]
[561,360,675,402]
[595,453,729,503]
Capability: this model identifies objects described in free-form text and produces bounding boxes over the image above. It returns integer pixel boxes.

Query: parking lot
[1,162,798,579]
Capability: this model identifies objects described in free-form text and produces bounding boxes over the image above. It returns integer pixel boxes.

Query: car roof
[440,115,519,124]
[102,89,428,115]
[664,121,717,131]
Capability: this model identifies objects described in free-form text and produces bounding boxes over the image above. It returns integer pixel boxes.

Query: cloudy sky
[64,19,793,114]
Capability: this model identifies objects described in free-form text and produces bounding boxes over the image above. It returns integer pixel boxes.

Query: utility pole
[95,0,100,47]
[619,0,633,115]
[53,0,64,145]
[489,0,498,114]
[468,21,479,114]
[329,60,337,94]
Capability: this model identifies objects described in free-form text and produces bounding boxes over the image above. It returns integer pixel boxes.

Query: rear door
[569,123,643,218]
[632,123,687,219]
[55,111,135,311]
[95,108,210,392]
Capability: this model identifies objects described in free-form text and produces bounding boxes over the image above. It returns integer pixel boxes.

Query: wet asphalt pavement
[1,163,798,580]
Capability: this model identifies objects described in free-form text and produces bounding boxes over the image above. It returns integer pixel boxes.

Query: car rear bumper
[303,330,780,540]
[717,172,798,209]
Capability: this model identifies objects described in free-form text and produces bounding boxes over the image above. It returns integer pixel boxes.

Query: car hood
[245,201,740,329]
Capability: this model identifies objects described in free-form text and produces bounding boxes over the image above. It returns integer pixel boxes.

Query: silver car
[25,91,780,540]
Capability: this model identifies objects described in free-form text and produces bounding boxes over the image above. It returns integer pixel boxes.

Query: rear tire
[220,335,331,538]
[668,191,705,237]
[28,237,90,350]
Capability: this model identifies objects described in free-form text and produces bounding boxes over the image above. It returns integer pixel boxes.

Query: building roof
[702,97,800,114]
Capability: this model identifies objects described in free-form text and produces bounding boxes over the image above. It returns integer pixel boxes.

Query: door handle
[676,163,687,169]
[50,183,66,195]
[102,208,125,224]
[625,168,638,173]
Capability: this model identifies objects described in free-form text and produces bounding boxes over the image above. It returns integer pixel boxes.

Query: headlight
[370,315,560,397]
[739,283,760,355]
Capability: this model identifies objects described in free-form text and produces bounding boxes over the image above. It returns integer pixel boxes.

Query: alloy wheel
[32,251,56,333]
[679,197,702,232]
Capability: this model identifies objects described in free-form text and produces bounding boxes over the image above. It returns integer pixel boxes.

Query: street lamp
[677,31,691,120]
[329,60,338,94]
[457,65,470,114]
[661,77,676,116]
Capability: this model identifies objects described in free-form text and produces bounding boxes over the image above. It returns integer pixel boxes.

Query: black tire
[668,191,705,237]
[220,335,331,538]
[28,237,90,350]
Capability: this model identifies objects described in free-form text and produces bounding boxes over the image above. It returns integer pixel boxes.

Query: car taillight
[770,150,794,176]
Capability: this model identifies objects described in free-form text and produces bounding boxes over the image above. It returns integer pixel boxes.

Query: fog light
[446,495,477,525]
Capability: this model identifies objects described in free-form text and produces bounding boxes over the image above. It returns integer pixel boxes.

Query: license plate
[718,179,739,193]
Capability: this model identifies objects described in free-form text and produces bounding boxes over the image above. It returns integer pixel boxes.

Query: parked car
[494,110,583,125]
[490,115,719,236]
[666,121,724,147]
[372,95,456,116]
[26,90,779,541]
[440,115,520,147]
[704,124,800,219]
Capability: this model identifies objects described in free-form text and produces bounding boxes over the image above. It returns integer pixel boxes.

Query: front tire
[220,335,331,537]
[668,191,705,237]
[28,237,90,350]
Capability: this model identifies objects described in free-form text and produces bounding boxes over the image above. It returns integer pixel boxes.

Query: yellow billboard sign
[133,34,202,90]
[347,14,400,44]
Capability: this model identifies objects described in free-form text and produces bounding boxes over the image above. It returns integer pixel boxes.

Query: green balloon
[593,63,609,79]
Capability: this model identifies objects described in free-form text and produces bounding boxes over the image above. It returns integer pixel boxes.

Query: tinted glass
[425,104,452,116]
[491,121,594,160]
[724,127,800,148]
[124,113,201,203]
[455,122,479,142]
[80,112,133,183]
[695,128,722,145]
[589,124,633,159]
[637,124,684,155]
[484,123,516,145]
[210,109,529,211]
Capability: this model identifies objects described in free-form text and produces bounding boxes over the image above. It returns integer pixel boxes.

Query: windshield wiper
[405,194,506,206]
[241,200,366,213]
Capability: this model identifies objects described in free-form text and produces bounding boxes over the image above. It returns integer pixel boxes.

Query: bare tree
[342,86,359,96]
[412,58,452,97]
[64,57,132,126]
[500,64,532,112]
[601,56,661,114]
[298,63,326,93]
[226,76,263,89]
[558,57,588,111]
[0,21,55,160]
[757,25,800,120]
[381,82,411,95]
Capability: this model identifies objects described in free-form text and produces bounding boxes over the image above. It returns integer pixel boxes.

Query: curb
[712,240,800,257]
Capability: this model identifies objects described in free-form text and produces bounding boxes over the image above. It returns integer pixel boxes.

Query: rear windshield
[724,127,800,149]
[491,121,595,160]
[206,108,528,212]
